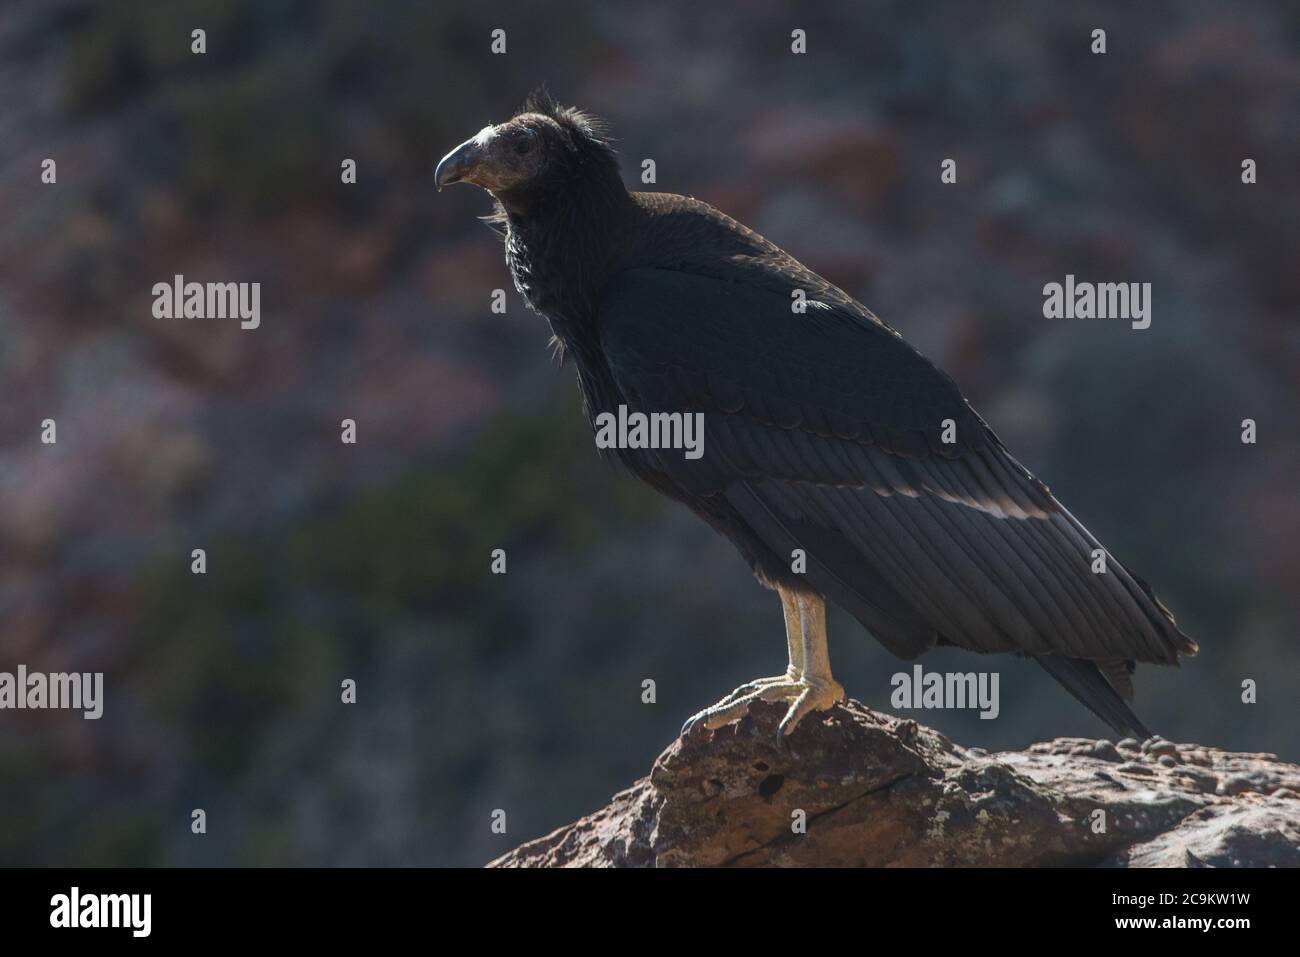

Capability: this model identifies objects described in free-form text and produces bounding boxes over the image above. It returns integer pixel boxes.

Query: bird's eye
[514,131,536,155]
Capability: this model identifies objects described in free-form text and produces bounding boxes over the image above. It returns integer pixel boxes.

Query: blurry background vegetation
[1,0,1297,865]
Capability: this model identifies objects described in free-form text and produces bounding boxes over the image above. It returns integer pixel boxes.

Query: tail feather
[1036,655,1152,740]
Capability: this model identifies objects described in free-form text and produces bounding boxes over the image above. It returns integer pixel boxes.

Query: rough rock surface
[489,699,1300,867]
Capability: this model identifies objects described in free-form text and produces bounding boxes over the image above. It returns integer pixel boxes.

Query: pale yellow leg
[776,593,845,736]
[681,589,844,738]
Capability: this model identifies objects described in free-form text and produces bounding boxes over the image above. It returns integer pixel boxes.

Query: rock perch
[489,699,1300,867]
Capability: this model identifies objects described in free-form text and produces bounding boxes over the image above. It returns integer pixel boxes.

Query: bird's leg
[777,592,846,736]
[680,590,844,738]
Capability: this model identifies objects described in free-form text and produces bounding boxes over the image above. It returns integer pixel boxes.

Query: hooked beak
[434,133,487,191]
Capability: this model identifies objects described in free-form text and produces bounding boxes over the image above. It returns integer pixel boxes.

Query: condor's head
[434,90,624,218]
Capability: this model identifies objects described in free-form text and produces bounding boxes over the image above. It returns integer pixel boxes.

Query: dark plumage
[435,91,1197,739]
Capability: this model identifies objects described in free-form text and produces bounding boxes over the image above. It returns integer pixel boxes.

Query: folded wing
[598,266,1195,676]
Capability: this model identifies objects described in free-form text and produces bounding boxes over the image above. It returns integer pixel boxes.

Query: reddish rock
[489,699,1300,868]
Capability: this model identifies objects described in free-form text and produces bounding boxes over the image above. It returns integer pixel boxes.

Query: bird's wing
[598,266,1195,666]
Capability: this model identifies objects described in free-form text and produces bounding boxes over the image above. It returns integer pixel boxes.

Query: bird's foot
[680,676,845,740]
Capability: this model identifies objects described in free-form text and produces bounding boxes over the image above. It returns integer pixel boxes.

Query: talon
[778,679,845,737]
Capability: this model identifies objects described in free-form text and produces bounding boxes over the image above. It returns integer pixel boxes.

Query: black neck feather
[496,141,635,363]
